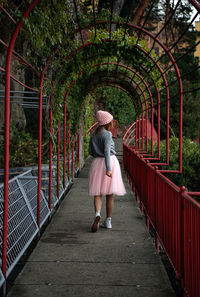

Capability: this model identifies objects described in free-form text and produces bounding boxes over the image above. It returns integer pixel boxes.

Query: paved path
[7,139,176,297]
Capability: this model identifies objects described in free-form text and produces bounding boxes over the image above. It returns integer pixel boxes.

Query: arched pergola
[0,1,200,297]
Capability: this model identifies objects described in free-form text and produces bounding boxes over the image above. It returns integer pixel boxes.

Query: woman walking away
[88,110,126,232]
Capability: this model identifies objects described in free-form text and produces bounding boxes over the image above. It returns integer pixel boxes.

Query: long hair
[95,121,113,134]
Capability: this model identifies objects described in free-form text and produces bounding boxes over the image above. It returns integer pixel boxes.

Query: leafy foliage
[0,124,38,168]
[95,87,136,125]
[153,137,200,192]
[2,0,200,173]
[83,95,95,159]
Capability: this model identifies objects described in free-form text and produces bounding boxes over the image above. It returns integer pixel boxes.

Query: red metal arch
[1,3,199,296]
[97,62,156,156]
[3,1,193,280]
[61,65,149,184]
[3,0,40,277]
[88,64,154,154]
[57,39,170,165]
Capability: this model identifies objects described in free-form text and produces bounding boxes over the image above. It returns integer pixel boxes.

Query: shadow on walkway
[7,139,176,297]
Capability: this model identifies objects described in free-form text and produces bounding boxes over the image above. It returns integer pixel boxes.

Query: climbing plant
[153,137,200,194]
[83,94,95,159]
[94,86,136,126]
[0,0,168,170]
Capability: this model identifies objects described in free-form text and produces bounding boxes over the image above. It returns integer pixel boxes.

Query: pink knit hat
[96,110,113,126]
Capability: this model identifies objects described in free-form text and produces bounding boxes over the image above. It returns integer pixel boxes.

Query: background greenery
[0,0,200,196]
[153,137,200,193]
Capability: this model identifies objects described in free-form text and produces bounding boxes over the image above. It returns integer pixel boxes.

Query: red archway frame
[4,22,176,221]
[88,69,150,150]
[3,0,40,277]
[62,39,171,166]
[61,66,148,186]
[63,18,183,170]
[59,36,170,164]
[3,2,194,277]
[4,25,177,237]
[93,62,156,156]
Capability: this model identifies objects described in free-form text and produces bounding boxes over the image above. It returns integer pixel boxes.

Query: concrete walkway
[7,139,176,297]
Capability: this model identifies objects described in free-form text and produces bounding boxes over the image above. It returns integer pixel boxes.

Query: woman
[88,110,126,232]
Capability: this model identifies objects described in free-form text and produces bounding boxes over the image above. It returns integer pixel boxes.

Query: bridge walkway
[7,139,176,297]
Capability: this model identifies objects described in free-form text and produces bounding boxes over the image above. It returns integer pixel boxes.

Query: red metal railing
[1,0,200,292]
[123,144,200,297]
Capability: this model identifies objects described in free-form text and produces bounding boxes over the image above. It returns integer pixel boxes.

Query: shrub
[153,136,200,192]
[0,124,38,168]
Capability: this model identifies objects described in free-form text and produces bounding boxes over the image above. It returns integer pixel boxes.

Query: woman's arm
[89,136,93,156]
[104,132,112,176]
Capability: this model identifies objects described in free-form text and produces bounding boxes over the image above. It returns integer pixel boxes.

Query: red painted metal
[72,138,74,182]
[135,116,138,148]
[57,123,60,199]
[62,23,181,170]
[126,132,136,146]
[59,56,159,165]
[2,3,199,293]
[88,64,147,109]
[68,120,71,181]
[78,132,80,169]
[181,191,200,297]
[187,192,200,196]
[63,41,166,160]
[63,81,74,186]
[0,38,41,77]
[188,0,200,12]
[91,71,149,147]
[138,115,141,149]
[62,63,149,152]
[123,144,200,297]
[83,122,98,137]
[75,136,78,171]
[3,0,39,278]
[37,56,51,226]
[49,85,54,210]
[63,102,67,188]
[0,66,39,92]
[96,62,154,107]
[125,119,158,149]
[123,122,136,141]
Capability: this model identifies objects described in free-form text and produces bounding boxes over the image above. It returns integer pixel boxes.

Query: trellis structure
[0,1,200,297]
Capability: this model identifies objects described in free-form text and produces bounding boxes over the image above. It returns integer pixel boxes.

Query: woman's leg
[106,194,114,218]
[94,195,102,214]
[91,195,102,232]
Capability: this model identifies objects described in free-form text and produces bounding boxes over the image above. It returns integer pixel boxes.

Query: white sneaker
[100,218,112,229]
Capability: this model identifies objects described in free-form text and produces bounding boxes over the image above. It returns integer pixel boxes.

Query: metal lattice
[18,172,50,227]
[0,171,39,277]
[0,268,5,288]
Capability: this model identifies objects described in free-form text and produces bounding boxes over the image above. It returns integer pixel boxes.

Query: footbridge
[0,1,200,297]
[6,139,177,297]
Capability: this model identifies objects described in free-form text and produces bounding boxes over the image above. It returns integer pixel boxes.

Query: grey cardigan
[89,128,116,171]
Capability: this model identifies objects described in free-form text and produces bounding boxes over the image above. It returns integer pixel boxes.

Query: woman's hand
[106,171,112,178]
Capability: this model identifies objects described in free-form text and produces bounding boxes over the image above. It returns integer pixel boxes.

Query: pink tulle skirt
[88,155,126,196]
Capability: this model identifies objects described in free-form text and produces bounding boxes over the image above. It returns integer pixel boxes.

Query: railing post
[75,135,78,173]
[179,186,185,283]
[146,160,150,231]
[68,120,71,181]
[49,89,53,211]
[57,122,60,199]
[72,137,74,182]
[63,102,66,188]
[154,166,159,253]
